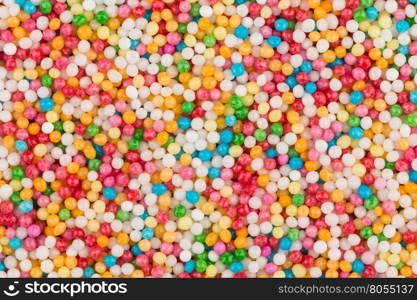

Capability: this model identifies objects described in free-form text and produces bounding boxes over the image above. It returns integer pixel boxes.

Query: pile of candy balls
[1,0,417,278]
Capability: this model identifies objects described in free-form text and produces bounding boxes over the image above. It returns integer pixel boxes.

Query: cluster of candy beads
[2,0,417,278]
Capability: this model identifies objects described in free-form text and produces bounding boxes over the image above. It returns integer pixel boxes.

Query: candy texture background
[0,0,417,278]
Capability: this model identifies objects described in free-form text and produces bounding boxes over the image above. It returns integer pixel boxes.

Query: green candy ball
[364,196,378,210]
[177,23,187,34]
[353,9,367,22]
[360,226,373,239]
[230,96,243,109]
[177,60,190,73]
[361,0,373,7]
[39,0,52,14]
[190,3,201,17]
[348,115,361,127]
[73,14,87,26]
[96,11,109,24]
[220,252,233,265]
[287,147,298,158]
[43,185,53,196]
[11,192,22,205]
[182,102,194,114]
[134,128,144,141]
[117,209,130,222]
[54,121,64,132]
[203,34,216,47]
[41,74,53,87]
[270,123,283,136]
[88,159,101,171]
[194,233,207,243]
[389,104,403,117]
[128,139,140,150]
[173,205,186,218]
[288,229,300,241]
[292,194,304,206]
[405,113,417,127]
[234,249,247,261]
[235,106,248,120]
[195,260,207,272]
[58,209,71,221]
[254,129,266,142]
[87,124,99,137]
[12,166,25,180]
[232,132,244,145]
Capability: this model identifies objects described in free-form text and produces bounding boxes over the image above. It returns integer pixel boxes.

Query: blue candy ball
[216,143,229,156]
[16,0,25,6]
[103,255,117,267]
[231,63,245,77]
[279,237,292,250]
[289,157,303,170]
[39,97,54,112]
[410,91,417,104]
[130,40,139,49]
[142,228,154,240]
[18,200,33,213]
[410,171,417,182]
[305,82,317,94]
[234,25,249,39]
[230,261,243,273]
[357,184,372,199]
[9,237,22,250]
[186,190,199,204]
[220,130,233,143]
[349,127,364,139]
[83,267,94,277]
[131,244,142,256]
[23,1,36,14]
[352,259,365,273]
[267,35,281,48]
[103,187,116,200]
[178,117,191,129]
[398,45,408,55]
[274,18,288,31]
[152,183,167,195]
[285,76,297,88]
[92,144,102,157]
[266,148,277,158]
[208,167,220,179]
[176,41,187,52]
[225,115,237,127]
[140,211,149,220]
[284,269,295,278]
[350,91,363,105]
[184,260,195,273]
[396,20,410,33]
[301,61,312,73]
[366,7,378,19]
[144,9,151,20]
[15,140,28,152]
[198,149,212,161]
